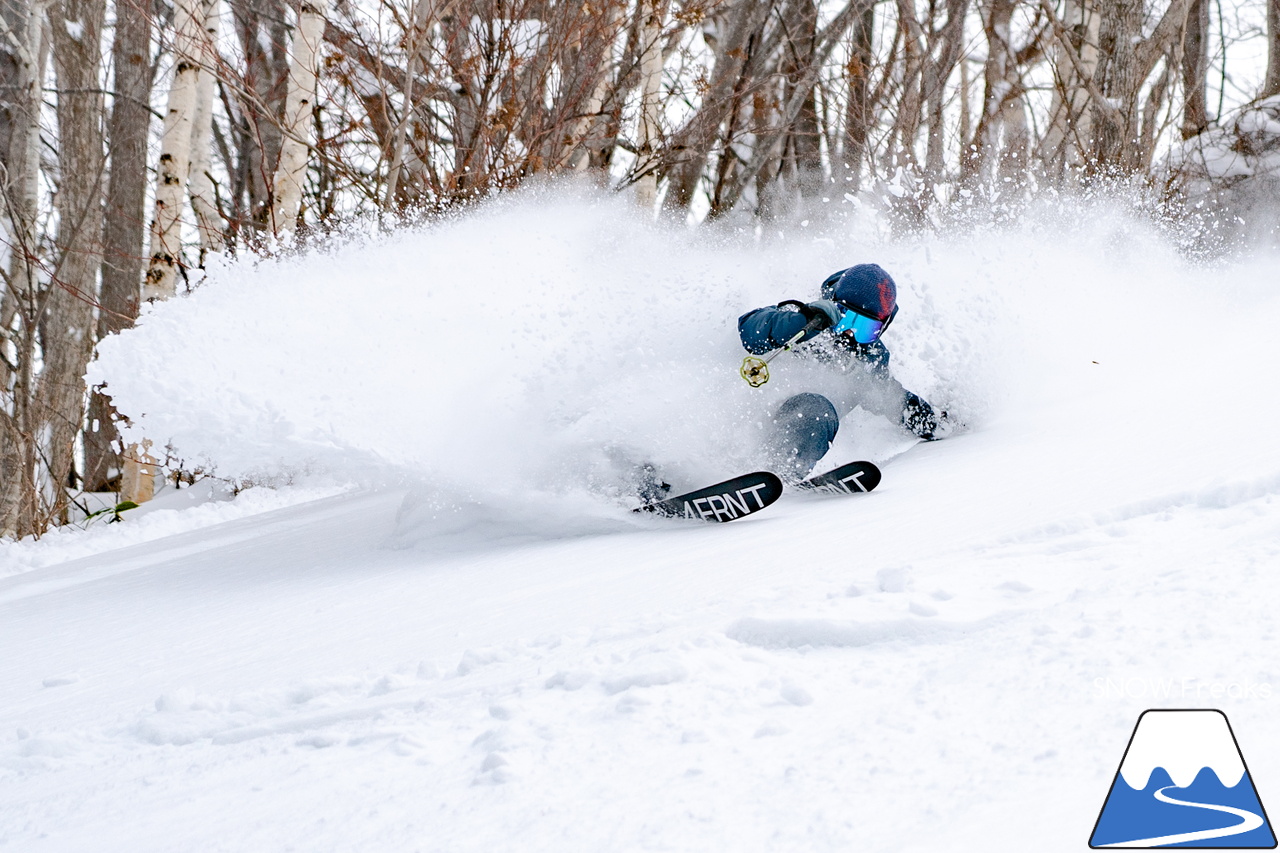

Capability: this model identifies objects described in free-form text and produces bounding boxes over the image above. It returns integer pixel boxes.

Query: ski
[793,460,882,495]
[636,471,784,522]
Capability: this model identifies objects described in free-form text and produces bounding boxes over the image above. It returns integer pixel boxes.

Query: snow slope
[4,190,1280,851]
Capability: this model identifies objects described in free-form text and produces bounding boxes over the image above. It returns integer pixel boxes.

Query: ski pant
[770,393,839,481]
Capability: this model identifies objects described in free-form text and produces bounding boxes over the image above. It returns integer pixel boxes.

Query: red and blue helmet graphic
[821,264,897,320]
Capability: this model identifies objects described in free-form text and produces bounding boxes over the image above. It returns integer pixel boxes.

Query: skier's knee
[770,393,839,480]
[776,393,839,444]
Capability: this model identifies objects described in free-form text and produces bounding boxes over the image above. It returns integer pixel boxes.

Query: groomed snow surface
[4,189,1280,851]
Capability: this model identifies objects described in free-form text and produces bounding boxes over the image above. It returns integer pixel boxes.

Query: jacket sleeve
[738,306,817,354]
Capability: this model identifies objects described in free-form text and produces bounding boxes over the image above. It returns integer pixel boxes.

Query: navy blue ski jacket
[738,303,943,440]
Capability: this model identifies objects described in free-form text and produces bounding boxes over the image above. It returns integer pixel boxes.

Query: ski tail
[637,472,784,522]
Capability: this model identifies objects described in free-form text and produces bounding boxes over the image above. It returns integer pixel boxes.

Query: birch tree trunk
[0,0,48,537]
[382,0,431,210]
[561,3,622,175]
[86,0,155,493]
[144,0,201,301]
[129,0,202,503]
[189,0,226,257]
[271,0,328,237]
[440,10,486,194]
[634,0,666,212]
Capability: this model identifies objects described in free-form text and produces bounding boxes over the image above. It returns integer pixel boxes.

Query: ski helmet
[820,264,897,320]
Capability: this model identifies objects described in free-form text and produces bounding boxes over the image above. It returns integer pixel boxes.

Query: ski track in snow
[4,193,1280,851]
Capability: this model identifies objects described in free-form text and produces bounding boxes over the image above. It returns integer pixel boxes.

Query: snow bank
[0,483,347,576]
[88,184,1278,542]
[1165,95,1280,244]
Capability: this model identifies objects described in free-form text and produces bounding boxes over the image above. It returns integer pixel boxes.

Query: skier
[739,263,954,481]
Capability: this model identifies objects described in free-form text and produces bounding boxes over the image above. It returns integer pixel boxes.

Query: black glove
[902,393,955,440]
[781,299,843,332]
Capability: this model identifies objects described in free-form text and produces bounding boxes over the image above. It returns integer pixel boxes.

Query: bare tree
[1089,0,1195,170]
[41,0,108,522]
[966,0,1035,184]
[1180,0,1209,137]
[776,0,823,199]
[660,0,776,215]
[923,0,972,180]
[842,0,877,189]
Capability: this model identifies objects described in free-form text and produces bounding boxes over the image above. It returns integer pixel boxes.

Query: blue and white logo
[1090,709,1276,848]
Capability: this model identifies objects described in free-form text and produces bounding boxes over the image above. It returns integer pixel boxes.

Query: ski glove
[794,299,844,332]
[902,392,957,441]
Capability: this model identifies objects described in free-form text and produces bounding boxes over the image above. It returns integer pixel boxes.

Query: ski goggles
[832,303,897,343]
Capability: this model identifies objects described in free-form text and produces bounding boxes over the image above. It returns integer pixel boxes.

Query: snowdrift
[89,185,1280,543]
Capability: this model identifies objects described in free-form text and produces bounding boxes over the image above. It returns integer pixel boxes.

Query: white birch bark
[0,0,48,538]
[129,0,201,503]
[569,4,621,174]
[633,0,664,212]
[382,0,431,210]
[571,78,608,172]
[3,0,46,275]
[144,0,201,301]
[189,0,225,258]
[271,0,328,236]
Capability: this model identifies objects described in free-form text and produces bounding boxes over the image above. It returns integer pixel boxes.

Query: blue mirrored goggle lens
[833,307,888,343]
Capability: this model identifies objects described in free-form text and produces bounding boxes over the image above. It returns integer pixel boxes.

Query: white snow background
[3,186,1280,851]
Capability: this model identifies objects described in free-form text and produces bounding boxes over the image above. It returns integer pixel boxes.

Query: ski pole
[739,314,825,388]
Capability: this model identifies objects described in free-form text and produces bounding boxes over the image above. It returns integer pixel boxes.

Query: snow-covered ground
[3,190,1280,851]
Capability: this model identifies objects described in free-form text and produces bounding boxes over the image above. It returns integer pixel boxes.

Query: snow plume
[89,185,1276,540]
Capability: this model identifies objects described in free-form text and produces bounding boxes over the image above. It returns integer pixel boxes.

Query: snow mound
[0,483,346,576]
[1166,95,1280,244]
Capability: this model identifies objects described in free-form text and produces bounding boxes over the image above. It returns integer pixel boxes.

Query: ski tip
[794,460,882,494]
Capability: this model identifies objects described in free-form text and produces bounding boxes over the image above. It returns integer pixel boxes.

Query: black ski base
[636,471,784,522]
[794,461,882,495]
